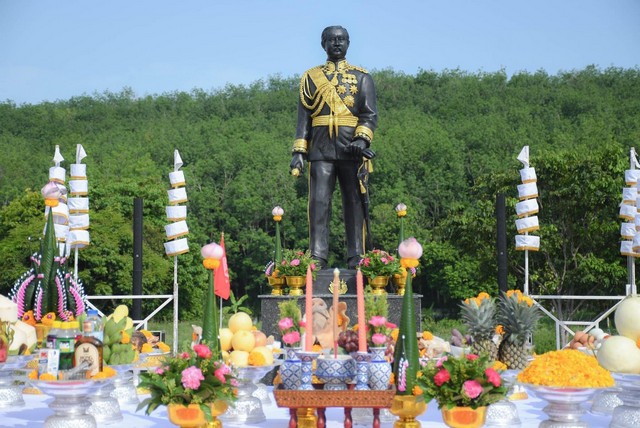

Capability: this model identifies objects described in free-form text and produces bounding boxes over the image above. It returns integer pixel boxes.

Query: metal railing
[530,291,630,349]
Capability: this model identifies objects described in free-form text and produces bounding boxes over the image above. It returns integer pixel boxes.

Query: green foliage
[221,290,253,325]
[0,67,638,327]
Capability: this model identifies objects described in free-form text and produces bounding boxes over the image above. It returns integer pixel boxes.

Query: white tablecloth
[3,388,612,427]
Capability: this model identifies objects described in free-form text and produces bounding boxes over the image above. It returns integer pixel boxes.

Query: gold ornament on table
[328,279,348,295]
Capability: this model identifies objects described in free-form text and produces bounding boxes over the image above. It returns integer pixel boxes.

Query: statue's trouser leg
[309,161,336,266]
[336,160,365,267]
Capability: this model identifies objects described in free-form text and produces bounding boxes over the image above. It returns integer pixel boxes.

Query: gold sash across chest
[303,67,358,137]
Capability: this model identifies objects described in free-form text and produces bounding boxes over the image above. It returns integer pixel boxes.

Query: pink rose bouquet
[416,353,507,409]
[277,299,304,348]
[137,343,237,421]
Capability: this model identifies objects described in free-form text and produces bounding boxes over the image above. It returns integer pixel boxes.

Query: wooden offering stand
[274,384,396,428]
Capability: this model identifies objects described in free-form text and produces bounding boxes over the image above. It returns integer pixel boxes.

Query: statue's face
[322,28,349,61]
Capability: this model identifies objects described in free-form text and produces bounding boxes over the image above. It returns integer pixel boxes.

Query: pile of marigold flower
[517,349,614,388]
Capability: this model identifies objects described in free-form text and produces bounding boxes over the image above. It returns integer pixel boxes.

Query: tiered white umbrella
[163,149,189,352]
[67,145,90,281]
[515,146,540,295]
[44,146,69,254]
[621,148,639,294]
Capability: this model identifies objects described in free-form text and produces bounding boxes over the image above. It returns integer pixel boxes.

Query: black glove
[290,153,305,176]
[347,138,368,157]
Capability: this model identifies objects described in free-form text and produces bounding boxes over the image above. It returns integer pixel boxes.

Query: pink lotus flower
[278,317,294,330]
[290,259,300,266]
[434,368,450,386]
[181,366,204,390]
[371,333,387,345]
[485,367,501,387]
[463,380,483,399]
[193,344,212,359]
[282,331,301,345]
[398,237,423,259]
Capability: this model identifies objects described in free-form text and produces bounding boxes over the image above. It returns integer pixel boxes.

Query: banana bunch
[102,305,137,365]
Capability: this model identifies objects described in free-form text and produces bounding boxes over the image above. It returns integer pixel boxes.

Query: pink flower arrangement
[277,299,304,348]
[137,343,237,420]
[417,353,507,409]
[181,366,205,389]
[278,249,318,278]
[366,315,396,349]
[358,249,401,280]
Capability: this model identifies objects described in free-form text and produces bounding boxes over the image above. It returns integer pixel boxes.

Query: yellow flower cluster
[463,291,491,307]
[492,360,508,372]
[506,289,533,307]
[517,349,614,388]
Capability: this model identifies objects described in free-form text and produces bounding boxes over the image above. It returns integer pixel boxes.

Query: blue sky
[1,0,638,105]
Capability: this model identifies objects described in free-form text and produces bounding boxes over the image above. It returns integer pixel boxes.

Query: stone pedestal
[259,293,422,340]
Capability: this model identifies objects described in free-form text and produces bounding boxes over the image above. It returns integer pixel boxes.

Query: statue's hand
[347,138,368,157]
[290,153,305,176]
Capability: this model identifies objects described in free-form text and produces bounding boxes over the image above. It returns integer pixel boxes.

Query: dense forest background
[1,66,639,324]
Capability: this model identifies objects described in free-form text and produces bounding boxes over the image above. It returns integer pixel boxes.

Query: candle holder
[611,372,640,427]
[295,351,320,391]
[353,351,371,391]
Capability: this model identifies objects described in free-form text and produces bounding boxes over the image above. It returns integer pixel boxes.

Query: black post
[496,194,508,292]
[133,198,143,320]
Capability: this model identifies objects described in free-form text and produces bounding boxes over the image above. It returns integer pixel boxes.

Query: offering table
[273,384,396,428]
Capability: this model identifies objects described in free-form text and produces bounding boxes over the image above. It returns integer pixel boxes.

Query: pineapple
[460,292,498,361]
[497,290,542,369]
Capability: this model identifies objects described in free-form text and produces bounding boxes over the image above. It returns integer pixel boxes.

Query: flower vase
[167,403,207,428]
[441,406,487,428]
[267,276,286,295]
[367,276,389,295]
[393,273,407,296]
[285,276,305,296]
[280,347,302,390]
[368,347,392,390]
[389,394,427,428]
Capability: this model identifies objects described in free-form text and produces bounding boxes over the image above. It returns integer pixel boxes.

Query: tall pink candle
[304,266,314,351]
[356,269,367,352]
[333,268,340,358]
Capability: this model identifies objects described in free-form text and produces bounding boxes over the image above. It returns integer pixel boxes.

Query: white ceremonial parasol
[621,147,639,294]
[515,146,541,295]
[163,149,189,352]
[67,145,90,283]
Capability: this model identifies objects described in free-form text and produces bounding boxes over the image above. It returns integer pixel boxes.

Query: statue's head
[321,26,350,61]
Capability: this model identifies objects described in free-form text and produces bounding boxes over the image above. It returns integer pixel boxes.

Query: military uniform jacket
[293,59,378,162]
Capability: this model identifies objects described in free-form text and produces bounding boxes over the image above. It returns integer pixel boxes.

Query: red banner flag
[214,233,231,300]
